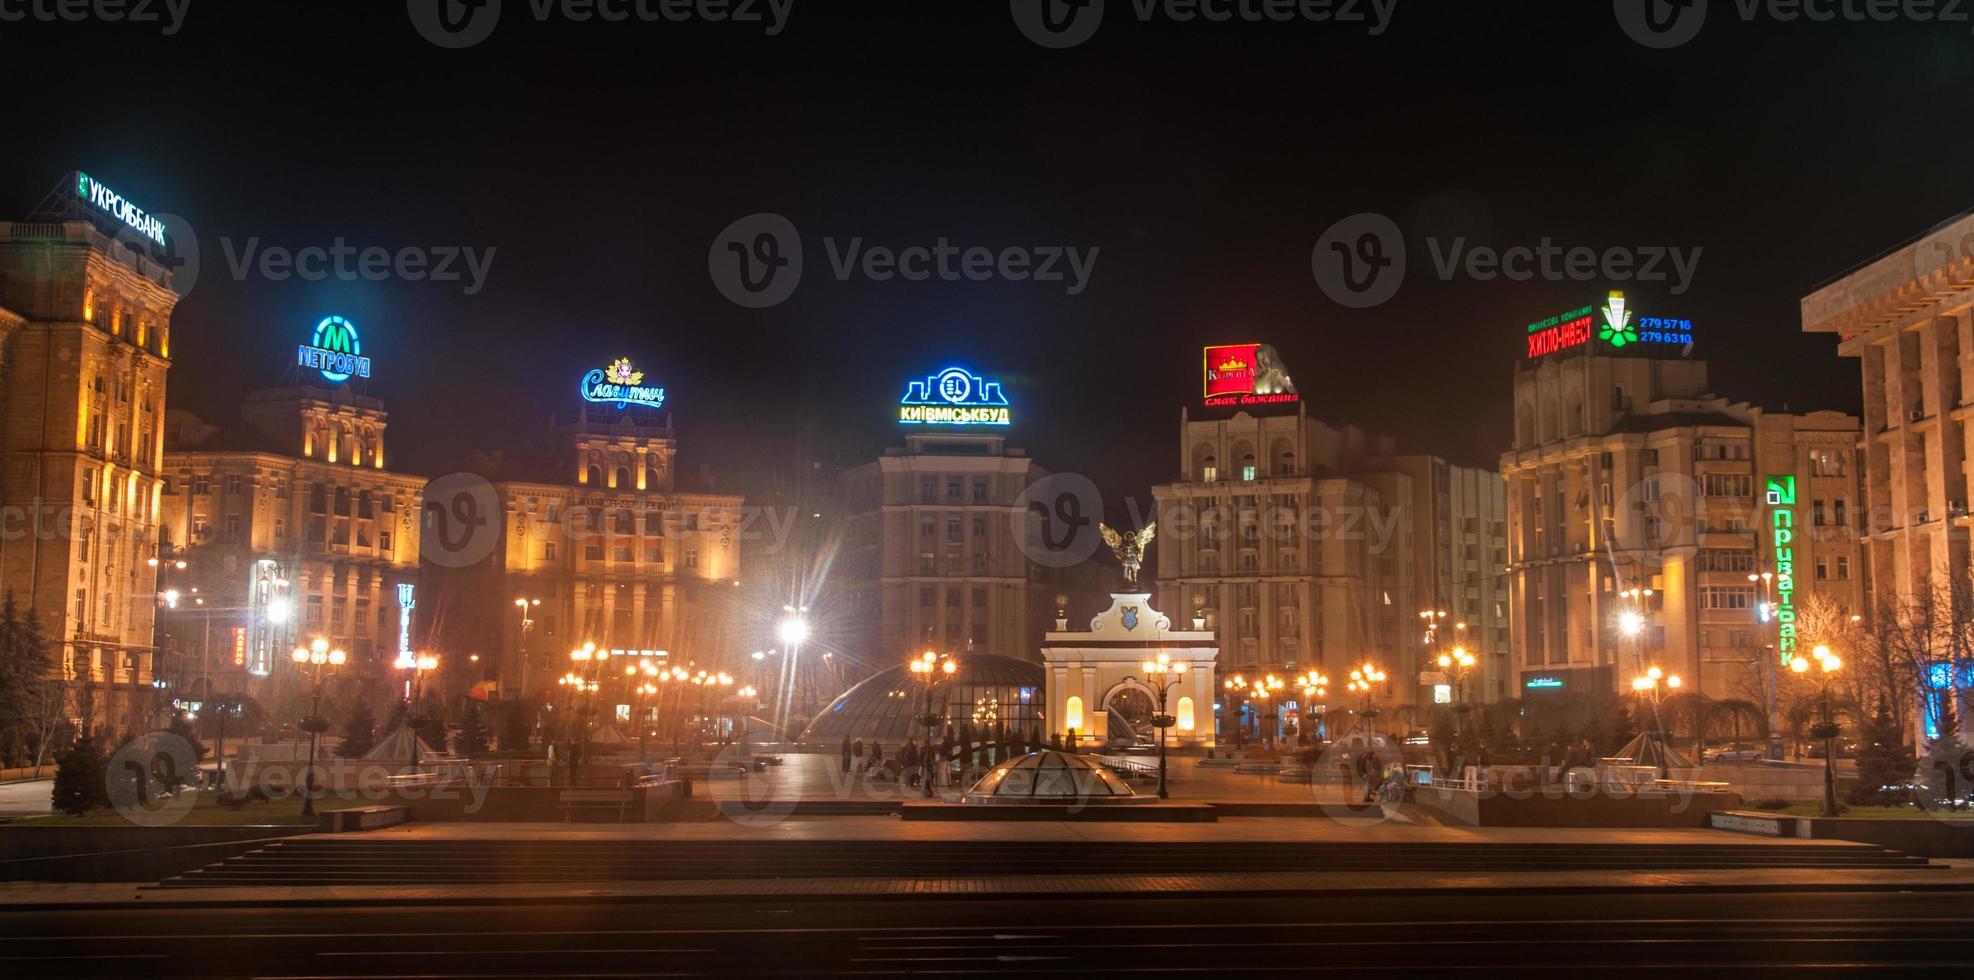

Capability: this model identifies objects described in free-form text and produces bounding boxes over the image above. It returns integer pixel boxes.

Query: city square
[2,3,1974,976]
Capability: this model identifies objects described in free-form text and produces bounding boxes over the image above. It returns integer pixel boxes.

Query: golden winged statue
[1099,521,1157,592]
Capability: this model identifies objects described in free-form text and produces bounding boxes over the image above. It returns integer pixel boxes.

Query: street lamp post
[1139,653,1187,800]
[1795,644,1844,817]
[909,650,957,799]
[403,653,439,771]
[1436,646,1477,733]
[290,639,346,818]
[1295,670,1330,744]
[1629,665,1682,779]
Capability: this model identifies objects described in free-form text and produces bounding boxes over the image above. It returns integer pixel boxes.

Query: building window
[920,586,934,607]
[192,474,210,496]
[972,586,987,608]
[1241,455,1257,482]
[946,477,963,499]
[1836,556,1851,580]
[224,474,243,495]
[972,478,988,503]
[683,550,698,569]
[1701,474,1752,498]
[1700,586,1756,610]
[1202,456,1218,482]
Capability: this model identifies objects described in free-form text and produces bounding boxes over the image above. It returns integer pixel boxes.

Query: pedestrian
[853,737,866,771]
[903,738,922,787]
[840,734,853,773]
[869,741,884,779]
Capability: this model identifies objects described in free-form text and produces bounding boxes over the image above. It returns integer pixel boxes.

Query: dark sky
[6,2,1971,509]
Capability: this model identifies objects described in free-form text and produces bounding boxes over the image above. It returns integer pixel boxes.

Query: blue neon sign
[899,367,1011,426]
[581,358,667,411]
[298,316,370,383]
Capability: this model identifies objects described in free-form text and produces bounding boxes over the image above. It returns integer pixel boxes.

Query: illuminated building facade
[462,408,744,704]
[0,204,177,734]
[159,385,426,696]
[1504,349,1862,705]
[840,432,1051,674]
[1151,408,1505,741]
[1802,212,1974,738]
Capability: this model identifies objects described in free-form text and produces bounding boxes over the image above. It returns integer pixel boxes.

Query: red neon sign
[231,627,247,668]
[1526,311,1594,358]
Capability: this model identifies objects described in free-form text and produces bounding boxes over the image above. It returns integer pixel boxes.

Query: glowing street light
[290,639,347,817]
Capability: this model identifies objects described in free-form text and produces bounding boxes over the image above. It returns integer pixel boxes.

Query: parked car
[1708,747,1764,762]
[1808,741,1858,759]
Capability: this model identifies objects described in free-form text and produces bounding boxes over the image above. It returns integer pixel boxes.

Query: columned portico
[1042,593,1218,748]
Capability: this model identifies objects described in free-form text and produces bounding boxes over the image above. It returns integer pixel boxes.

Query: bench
[559,788,636,822]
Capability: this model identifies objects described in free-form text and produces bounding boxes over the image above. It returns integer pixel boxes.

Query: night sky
[7,2,1971,512]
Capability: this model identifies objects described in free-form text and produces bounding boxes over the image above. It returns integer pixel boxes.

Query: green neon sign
[1765,475,1797,664]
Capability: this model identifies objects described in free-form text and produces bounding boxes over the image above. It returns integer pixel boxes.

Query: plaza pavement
[711,750,1354,803]
[0,778,51,818]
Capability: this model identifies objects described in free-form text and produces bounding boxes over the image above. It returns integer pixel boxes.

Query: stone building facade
[0,214,178,734]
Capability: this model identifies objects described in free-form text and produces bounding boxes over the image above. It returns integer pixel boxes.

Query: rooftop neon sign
[900,367,1011,426]
[298,316,371,383]
[73,171,166,248]
[1526,291,1693,359]
[1203,343,1300,408]
[582,358,667,410]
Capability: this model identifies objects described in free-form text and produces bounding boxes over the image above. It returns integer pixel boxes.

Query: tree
[410,692,448,752]
[337,699,377,759]
[455,701,490,756]
[496,701,531,750]
[1918,732,1972,812]
[1849,706,1916,806]
[163,710,208,788]
[0,591,53,731]
[51,733,108,816]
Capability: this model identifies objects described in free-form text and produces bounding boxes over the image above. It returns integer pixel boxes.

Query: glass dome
[961,750,1146,804]
[800,654,1045,743]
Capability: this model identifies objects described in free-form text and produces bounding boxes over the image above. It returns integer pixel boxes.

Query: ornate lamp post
[1296,670,1330,743]
[909,650,958,798]
[1629,665,1682,778]
[1139,653,1187,799]
[1794,644,1844,817]
[290,638,346,817]
[1347,661,1387,737]
[1437,645,1477,732]
[403,653,439,771]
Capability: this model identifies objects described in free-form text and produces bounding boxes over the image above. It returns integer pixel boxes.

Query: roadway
[3,888,1971,976]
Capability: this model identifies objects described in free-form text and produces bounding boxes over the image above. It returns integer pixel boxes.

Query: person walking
[853,737,866,772]
[840,735,853,773]
[868,741,884,780]
[902,738,922,787]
